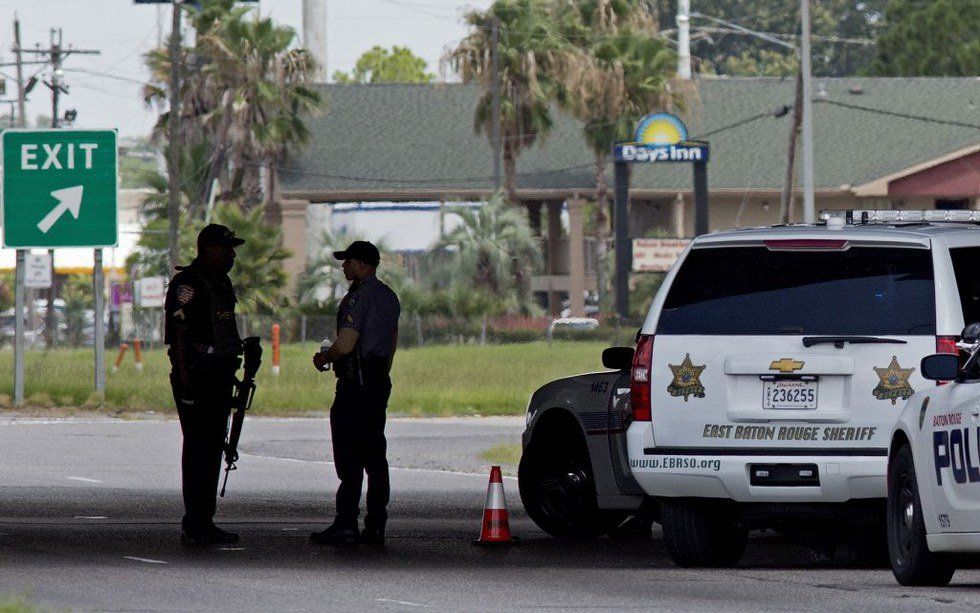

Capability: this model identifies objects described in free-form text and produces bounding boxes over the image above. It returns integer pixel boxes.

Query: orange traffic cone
[473,465,517,545]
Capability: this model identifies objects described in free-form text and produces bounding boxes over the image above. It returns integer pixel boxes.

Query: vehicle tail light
[764,239,849,251]
[936,335,959,385]
[631,335,654,421]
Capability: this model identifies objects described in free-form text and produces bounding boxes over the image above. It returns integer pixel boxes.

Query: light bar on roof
[818,210,980,224]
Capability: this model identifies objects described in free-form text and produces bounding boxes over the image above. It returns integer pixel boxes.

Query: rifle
[220,336,262,497]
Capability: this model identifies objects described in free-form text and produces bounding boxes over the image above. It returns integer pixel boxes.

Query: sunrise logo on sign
[613,112,709,163]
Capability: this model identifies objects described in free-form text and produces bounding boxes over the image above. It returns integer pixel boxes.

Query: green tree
[130,202,290,315]
[871,0,980,76]
[556,0,675,309]
[143,0,321,220]
[332,46,434,83]
[445,0,575,204]
[61,275,93,348]
[654,0,884,77]
[431,195,542,309]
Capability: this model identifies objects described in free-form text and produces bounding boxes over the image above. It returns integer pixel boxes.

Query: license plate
[763,379,818,409]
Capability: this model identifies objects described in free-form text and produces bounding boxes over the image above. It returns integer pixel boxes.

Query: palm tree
[431,195,542,307]
[556,0,677,306]
[143,0,321,221]
[197,7,321,222]
[445,0,577,205]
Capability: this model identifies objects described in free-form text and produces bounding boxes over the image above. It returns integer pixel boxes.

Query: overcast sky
[0,0,491,137]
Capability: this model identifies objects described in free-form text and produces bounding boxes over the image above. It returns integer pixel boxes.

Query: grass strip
[0,341,610,416]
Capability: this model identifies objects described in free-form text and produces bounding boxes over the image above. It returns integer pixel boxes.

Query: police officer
[165,224,245,546]
[311,240,400,546]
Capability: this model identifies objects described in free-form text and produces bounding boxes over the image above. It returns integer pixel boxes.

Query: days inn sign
[613,112,709,163]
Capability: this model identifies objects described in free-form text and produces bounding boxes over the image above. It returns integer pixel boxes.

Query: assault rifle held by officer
[221,335,263,497]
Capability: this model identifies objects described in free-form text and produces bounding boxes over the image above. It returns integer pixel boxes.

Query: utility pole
[302,0,328,81]
[13,15,25,127]
[19,28,100,126]
[676,0,691,80]
[21,28,100,348]
[780,70,803,223]
[490,16,501,193]
[800,0,816,223]
[167,1,183,272]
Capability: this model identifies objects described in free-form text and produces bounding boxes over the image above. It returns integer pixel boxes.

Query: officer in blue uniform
[165,224,245,546]
[311,240,400,546]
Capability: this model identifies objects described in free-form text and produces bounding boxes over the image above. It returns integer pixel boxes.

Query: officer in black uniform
[311,240,400,546]
[165,224,245,546]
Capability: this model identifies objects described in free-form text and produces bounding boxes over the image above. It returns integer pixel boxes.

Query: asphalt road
[3,417,980,612]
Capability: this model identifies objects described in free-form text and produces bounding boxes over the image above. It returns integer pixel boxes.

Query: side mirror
[921,353,960,381]
[602,346,635,371]
[962,322,980,343]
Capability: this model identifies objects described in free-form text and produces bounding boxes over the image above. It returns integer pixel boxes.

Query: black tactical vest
[182,266,243,356]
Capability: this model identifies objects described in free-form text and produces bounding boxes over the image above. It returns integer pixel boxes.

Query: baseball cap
[333,240,381,266]
[197,224,246,249]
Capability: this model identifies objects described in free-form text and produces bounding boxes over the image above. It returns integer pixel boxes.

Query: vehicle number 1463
[763,380,818,410]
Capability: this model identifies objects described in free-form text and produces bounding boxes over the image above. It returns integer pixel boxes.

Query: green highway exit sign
[1,129,118,248]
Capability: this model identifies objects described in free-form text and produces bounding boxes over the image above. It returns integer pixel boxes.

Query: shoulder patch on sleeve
[176,285,195,305]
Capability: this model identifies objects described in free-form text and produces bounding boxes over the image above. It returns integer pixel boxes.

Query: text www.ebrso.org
[633,457,721,471]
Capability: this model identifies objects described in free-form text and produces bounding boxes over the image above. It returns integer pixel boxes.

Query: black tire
[661,500,747,567]
[518,437,625,538]
[887,443,955,586]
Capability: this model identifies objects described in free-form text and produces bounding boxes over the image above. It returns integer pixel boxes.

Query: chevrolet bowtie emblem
[770,358,805,373]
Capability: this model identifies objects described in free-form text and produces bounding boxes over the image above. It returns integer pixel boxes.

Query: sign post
[94,249,105,395]
[612,113,710,321]
[1,129,118,403]
[14,251,25,405]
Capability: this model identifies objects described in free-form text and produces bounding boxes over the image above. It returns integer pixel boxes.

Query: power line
[815,98,980,131]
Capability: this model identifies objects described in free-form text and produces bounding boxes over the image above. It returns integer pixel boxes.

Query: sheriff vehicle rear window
[657,246,935,336]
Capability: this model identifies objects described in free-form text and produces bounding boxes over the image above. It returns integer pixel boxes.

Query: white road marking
[74,516,108,520]
[241,453,518,480]
[281,528,299,531]
[123,556,168,565]
[219,547,245,551]
[376,599,427,608]
[67,476,102,483]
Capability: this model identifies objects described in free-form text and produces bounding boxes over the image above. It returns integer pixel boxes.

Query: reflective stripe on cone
[473,465,517,546]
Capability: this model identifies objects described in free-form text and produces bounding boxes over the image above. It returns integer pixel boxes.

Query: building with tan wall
[279,77,980,315]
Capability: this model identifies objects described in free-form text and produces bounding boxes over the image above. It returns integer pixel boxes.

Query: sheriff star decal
[872,355,915,405]
[668,353,706,401]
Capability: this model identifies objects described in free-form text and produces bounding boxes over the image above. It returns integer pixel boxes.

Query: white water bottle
[318,338,332,371]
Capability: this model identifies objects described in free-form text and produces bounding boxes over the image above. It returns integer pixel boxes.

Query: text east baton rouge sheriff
[701,423,878,442]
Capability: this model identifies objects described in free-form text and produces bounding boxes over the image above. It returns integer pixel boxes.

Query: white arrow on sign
[37,185,84,234]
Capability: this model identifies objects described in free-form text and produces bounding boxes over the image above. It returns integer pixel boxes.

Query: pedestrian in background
[165,224,245,546]
[311,240,400,546]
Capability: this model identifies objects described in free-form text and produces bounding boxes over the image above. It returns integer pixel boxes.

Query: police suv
[519,210,980,566]
[887,322,980,586]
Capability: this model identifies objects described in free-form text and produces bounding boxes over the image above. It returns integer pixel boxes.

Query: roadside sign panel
[23,252,52,288]
[136,276,166,308]
[632,238,690,272]
[1,129,118,248]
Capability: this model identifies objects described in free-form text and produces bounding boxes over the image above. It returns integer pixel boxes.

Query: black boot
[310,523,359,546]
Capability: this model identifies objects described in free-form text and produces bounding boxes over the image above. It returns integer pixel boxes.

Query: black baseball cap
[198,224,245,249]
[333,240,381,266]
